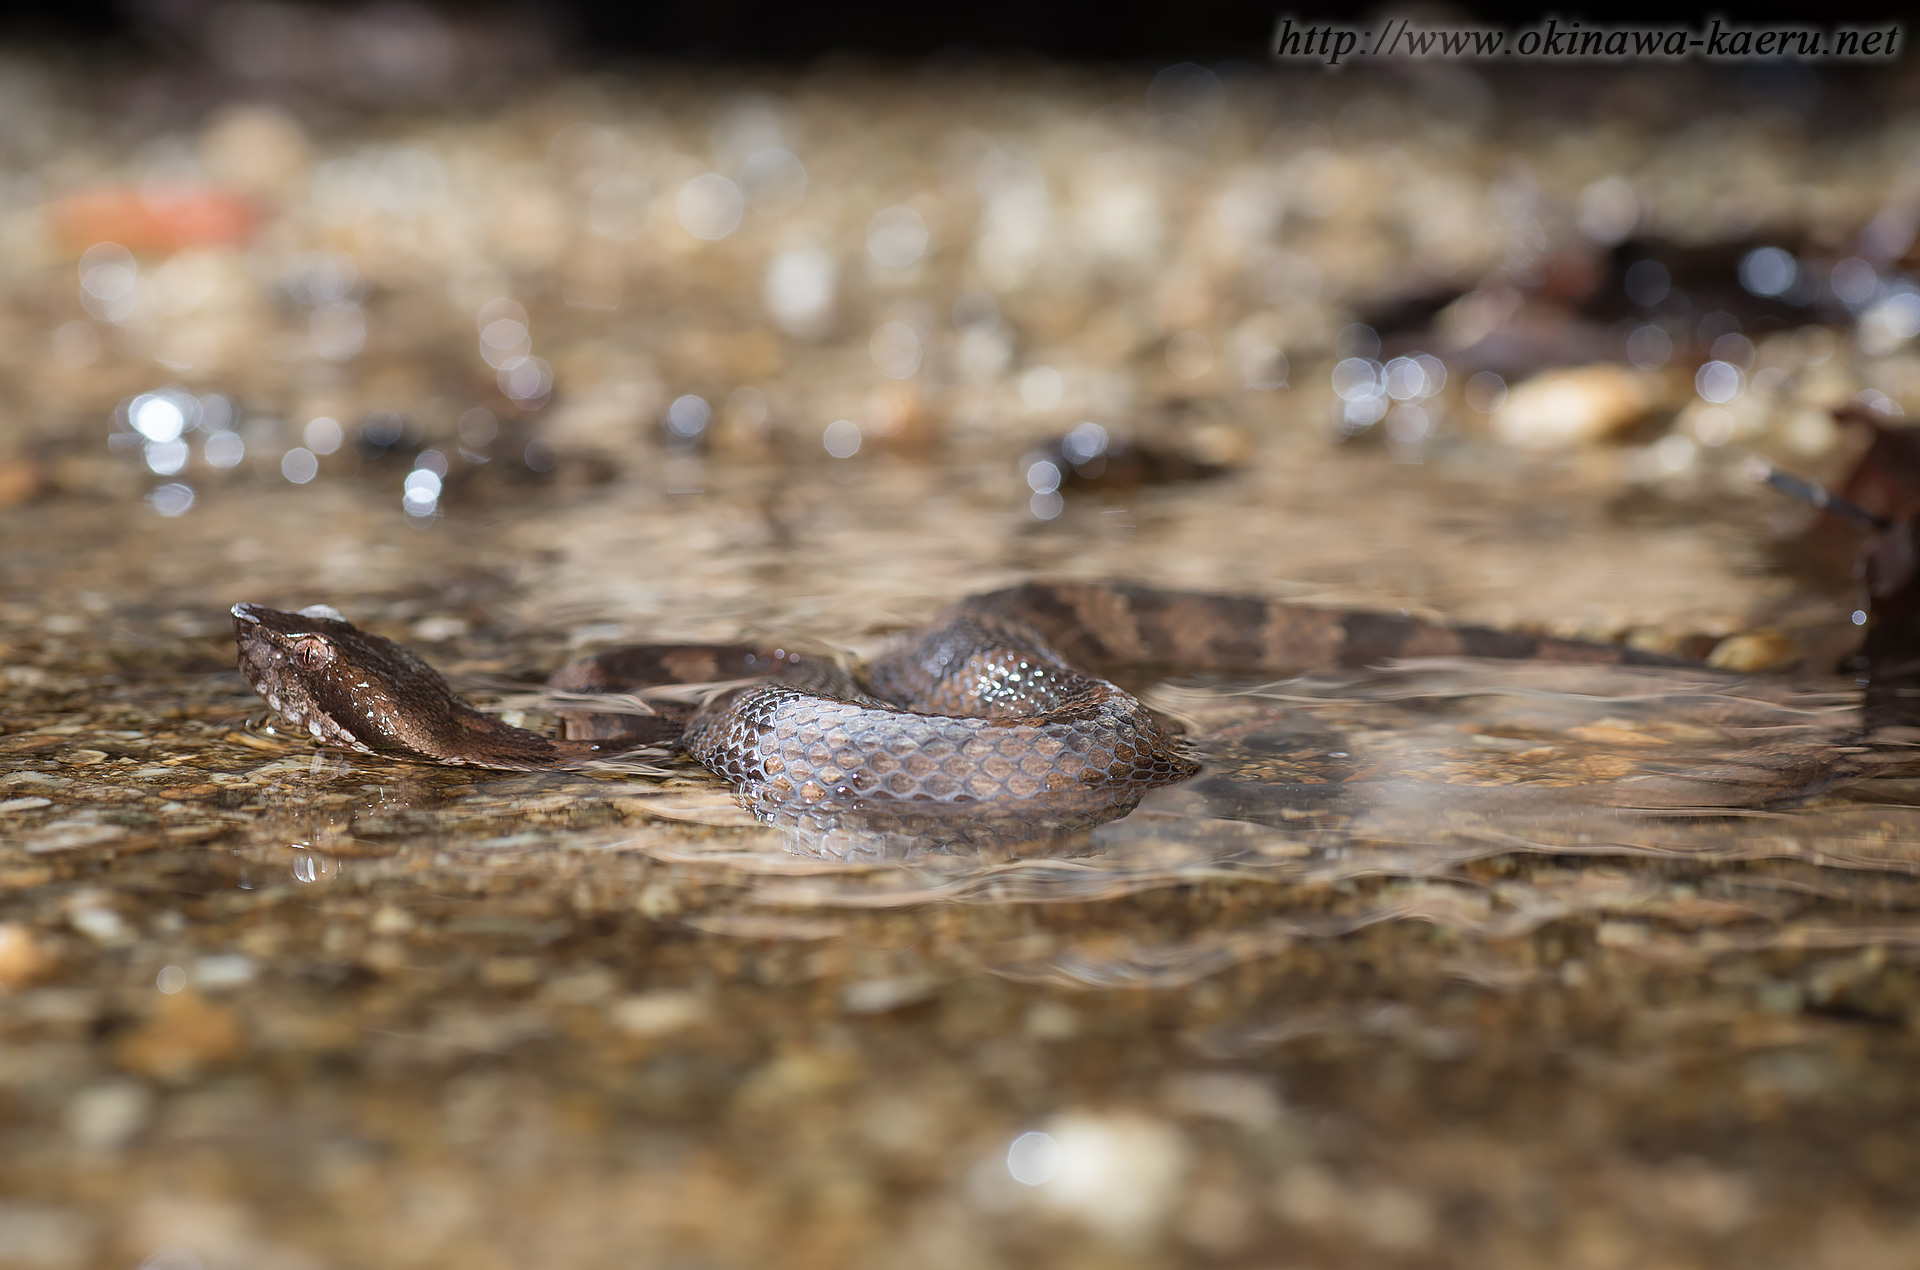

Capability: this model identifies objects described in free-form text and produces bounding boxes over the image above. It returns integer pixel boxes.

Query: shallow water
[7,444,1920,1269]
[4,54,1920,1270]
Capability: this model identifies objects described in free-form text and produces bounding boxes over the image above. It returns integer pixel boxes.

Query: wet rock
[1492,365,1665,449]
[1708,629,1802,672]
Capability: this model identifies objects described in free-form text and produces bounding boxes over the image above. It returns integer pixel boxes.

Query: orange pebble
[49,186,259,255]
[0,922,48,990]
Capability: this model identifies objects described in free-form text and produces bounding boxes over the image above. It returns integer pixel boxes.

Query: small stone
[0,455,47,508]
[115,991,248,1080]
[1023,1000,1081,1040]
[411,615,471,642]
[608,990,709,1036]
[481,956,542,988]
[66,1081,152,1151]
[66,904,126,944]
[841,974,937,1014]
[636,883,682,919]
[190,954,257,990]
[358,941,407,975]
[1707,629,1800,672]
[0,923,49,989]
[1492,365,1662,449]
[542,966,619,1005]
[29,819,125,854]
[369,905,416,936]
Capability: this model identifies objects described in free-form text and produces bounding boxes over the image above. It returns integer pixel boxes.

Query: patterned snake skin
[679,606,1196,817]
[232,583,1685,821]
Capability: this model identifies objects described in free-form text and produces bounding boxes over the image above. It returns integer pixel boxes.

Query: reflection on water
[186,644,1920,998]
[619,657,1863,866]
[4,44,1920,1270]
[496,654,1920,999]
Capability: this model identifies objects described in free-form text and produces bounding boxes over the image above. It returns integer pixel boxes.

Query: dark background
[0,0,1908,63]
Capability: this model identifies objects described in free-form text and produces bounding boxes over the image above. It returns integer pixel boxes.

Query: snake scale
[232,582,1691,825]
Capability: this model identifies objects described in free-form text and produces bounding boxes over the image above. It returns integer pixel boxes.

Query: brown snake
[231,583,1712,829]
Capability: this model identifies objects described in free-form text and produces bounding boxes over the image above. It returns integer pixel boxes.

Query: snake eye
[292,637,334,672]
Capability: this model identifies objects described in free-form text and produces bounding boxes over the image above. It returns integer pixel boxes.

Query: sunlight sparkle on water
[499,356,553,407]
[1019,365,1063,410]
[870,322,922,379]
[146,483,193,517]
[1464,371,1507,413]
[281,448,318,484]
[764,247,835,336]
[303,417,343,454]
[203,431,244,468]
[78,242,141,325]
[1740,246,1797,298]
[678,173,744,240]
[1627,324,1672,370]
[668,395,712,441]
[459,408,498,448]
[1830,257,1878,309]
[1062,422,1107,462]
[130,395,186,443]
[480,317,531,368]
[867,206,929,268]
[822,419,861,458]
[404,468,443,514]
[1006,1131,1060,1186]
[1695,361,1744,405]
[738,146,807,215]
[144,439,188,475]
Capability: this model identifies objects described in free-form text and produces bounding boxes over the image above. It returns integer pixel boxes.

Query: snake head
[231,602,459,757]
[232,601,570,767]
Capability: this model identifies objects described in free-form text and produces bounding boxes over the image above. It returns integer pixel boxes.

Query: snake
[231,583,1696,829]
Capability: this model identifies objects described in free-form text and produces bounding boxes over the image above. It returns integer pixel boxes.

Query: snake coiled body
[680,607,1196,816]
[232,583,1684,823]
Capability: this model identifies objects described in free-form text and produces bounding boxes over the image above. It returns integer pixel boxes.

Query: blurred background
[0,0,1911,551]
[6,7,1920,1270]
